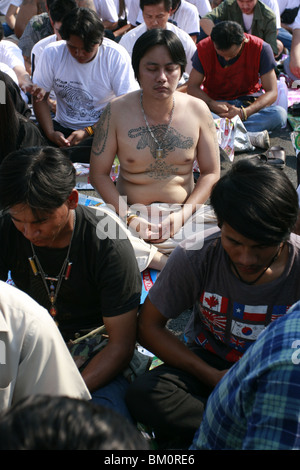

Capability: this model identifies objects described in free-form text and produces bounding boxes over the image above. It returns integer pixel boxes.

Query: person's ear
[67,189,79,209]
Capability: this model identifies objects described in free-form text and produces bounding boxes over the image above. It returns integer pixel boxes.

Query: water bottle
[276,76,288,112]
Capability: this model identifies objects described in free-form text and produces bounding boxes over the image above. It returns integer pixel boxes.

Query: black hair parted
[0,146,76,213]
[59,7,105,51]
[211,21,245,51]
[210,158,299,245]
[132,28,187,83]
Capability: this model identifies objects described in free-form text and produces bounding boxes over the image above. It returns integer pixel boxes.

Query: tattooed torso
[91,91,219,205]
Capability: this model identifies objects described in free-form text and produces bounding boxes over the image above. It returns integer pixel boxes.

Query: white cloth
[33,37,139,129]
[0,40,24,69]
[98,203,217,271]
[0,0,21,15]
[185,0,211,17]
[31,33,56,72]
[277,0,300,15]
[261,0,281,28]
[168,0,200,35]
[119,22,196,74]
[93,0,127,22]
[0,281,91,411]
[291,4,300,28]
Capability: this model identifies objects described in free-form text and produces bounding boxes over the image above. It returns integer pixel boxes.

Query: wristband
[84,126,94,136]
[240,106,247,121]
[126,214,139,226]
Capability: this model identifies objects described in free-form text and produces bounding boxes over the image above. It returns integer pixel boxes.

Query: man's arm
[289,29,300,79]
[187,68,233,116]
[138,297,226,388]
[32,94,71,147]
[5,4,19,31]
[80,308,138,392]
[199,18,215,36]
[89,102,128,219]
[168,99,220,238]
[14,0,46,38]
[187,67,278,120]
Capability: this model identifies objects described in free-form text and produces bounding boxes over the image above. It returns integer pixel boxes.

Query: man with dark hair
[125,158,300,448]
[200,0,278,55]
[119,0,196,75]
[0,395,149,450]
[32,7,138,161]
[187,20,287,147]
[0,146,141,420]
[90,28,220,271]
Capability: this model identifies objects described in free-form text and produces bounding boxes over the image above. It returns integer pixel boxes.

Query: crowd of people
[0,0,300,451]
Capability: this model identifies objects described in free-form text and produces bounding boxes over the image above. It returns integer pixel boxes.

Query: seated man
[190,299,300,450]
[32,7,138,162]
[0,281,91,410]
[125,158,300,448]
[187,21,287,142]
[0,22,45,100]
[0,146,142,420]
[89,28,220,272]
[119,0,197,77]
[200,0,278,56]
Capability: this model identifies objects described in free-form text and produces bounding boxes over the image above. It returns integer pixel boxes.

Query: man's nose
[236,247,256,266]
[22,224,39,240]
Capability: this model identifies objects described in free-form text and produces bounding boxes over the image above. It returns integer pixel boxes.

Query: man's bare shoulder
[110,89,139,110]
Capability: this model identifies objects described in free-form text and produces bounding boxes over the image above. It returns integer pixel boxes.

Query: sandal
[264,146,286,169]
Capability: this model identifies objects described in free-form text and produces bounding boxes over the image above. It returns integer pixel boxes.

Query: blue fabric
[2,23,14,36]
[277,27,293,51]
[91,374,133,423]
[190,301,300,450]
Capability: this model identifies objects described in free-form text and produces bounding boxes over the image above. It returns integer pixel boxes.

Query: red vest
[197,34,263,100]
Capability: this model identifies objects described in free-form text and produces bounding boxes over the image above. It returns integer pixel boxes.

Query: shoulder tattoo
[92,104,111,157]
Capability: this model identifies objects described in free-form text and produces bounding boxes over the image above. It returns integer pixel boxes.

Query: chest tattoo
[128,125,194,160]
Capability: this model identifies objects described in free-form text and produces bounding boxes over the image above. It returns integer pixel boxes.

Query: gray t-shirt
[148,232,300,362]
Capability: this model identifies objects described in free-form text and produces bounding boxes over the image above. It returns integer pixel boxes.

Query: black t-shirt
[0,205,141,340]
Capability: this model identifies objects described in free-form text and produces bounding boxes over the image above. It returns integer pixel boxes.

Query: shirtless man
[89,28,220,271]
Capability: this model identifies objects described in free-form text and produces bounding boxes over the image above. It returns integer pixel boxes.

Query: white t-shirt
[185,0,211,17]
[0,40,24,68]
[31,33,56,73]
[261,0,281,28]
[291,4,300,28]
[93,0,127,22]
[119,22,197,74]
[277,0,300,14]
[33,37,139,129]
[0,281,90,411]
[0,0,21,15]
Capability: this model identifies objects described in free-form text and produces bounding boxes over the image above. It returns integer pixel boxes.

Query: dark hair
[49,0,77,23]
[0,146,76,213]
[59,7,104,51]
[132,28,187,82]
[140,0,172,11]
[211,21,245,50]
[0,395,149,450]
[210,158,299,244]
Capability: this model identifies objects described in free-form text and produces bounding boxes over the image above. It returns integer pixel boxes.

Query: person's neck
[140,91,175,123]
